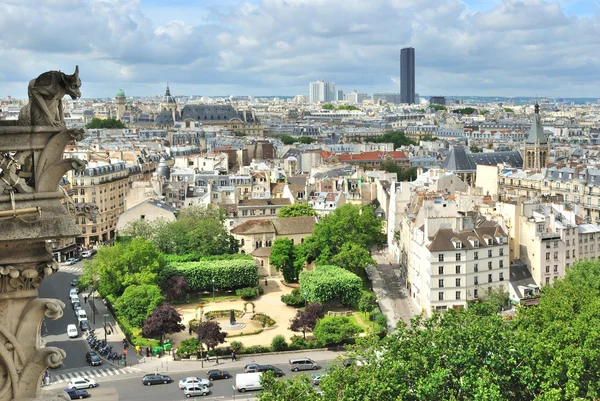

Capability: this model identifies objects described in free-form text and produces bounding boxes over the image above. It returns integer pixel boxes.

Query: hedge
[299,265,362,306]
[251,313,275,327]
[161,253,253,264]
[160,260,259,291]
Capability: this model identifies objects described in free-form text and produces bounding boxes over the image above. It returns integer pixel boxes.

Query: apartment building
[407,203,509,315]
[68,160,136,246]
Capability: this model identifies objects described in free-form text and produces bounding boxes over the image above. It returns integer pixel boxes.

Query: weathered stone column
[0,122,87,400]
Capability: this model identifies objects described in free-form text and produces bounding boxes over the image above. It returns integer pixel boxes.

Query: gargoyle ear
[73,65,79,78]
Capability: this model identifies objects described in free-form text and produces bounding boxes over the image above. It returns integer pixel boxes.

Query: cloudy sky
[1,0,599,99]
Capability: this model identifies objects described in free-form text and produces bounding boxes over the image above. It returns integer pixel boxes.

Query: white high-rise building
[309,80,335,104]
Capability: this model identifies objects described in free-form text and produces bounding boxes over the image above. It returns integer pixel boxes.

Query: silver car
[183,384,210,397]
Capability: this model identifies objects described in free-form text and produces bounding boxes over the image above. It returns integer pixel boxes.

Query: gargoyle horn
[74,65,79,78]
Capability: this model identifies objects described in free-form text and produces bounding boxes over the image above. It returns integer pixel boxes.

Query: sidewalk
[132,349,346,374]
[370,249,419,330]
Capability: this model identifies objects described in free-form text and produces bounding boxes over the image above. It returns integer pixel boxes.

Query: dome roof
[116,89,125,98]
[163,85,176,104]
[156,157,171,179]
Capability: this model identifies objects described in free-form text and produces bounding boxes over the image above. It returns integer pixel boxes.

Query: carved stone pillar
[0,123,86,401]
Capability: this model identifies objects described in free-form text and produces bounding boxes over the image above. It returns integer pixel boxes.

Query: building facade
[400,47,416,105]
[309,80,336,104]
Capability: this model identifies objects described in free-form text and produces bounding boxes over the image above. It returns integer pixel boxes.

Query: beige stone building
[116,199,177,233]
[68,160,136,246]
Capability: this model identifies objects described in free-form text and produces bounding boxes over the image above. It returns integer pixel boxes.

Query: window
[488,274,493,283]
[438,279,444,288]
[456,253,461,261]
[499,248,504,256]
[455,265,461,274]
[438,266,444,275]
[554,276,558,281]
[455,291,461,300]
[438,292,444,301]
[474,264,478,272]
[474,276,479,285]
[455,278,461,287]
[474,289,478,298]
[546,265,550,273]
[554,240,559,248]
[488,261,492,270]
[240,239,245,246]
[438,254,444,262]
[499,272,504,281]
[213,194,218,199]
[546,277,550,285]
[573,249,576,258]
[554,252,558,260]
[499,260,504,268]
[554,265,558,273]
[566,240,570,246]
[474,251,478,260]
[488,249,493,257]
[546,252,550,261]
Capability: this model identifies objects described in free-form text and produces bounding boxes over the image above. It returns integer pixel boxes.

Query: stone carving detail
[0,67,85,400]
[68,202,100,220]
[19,66,81,127]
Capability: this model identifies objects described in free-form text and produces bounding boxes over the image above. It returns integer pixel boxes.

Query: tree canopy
[289,302,323,339]
[365,131,416,149]
[142,304,185,344]
[85,117,126,129]
[277,202,317,218]
[270,238,298,283]
[114,284,165,327]
[429,104,446,111]
[196,321,227,351]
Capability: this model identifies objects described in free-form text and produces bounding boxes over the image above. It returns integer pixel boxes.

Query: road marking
[84,371,93,377]
[99,370,108,377]
[66,373,75,379]
[106,369,115,376]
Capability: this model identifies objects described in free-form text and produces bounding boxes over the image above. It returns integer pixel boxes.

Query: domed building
[115,89,126,121]
[155,84,180,128]
[155,157,171,180]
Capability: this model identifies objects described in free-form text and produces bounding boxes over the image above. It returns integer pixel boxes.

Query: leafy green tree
[271,335,288,351]
[289,302,323,339]
[357,292,377,314]
[504,107,514,113]
[298,136,314,144]
[299,265,362,306]
[302,204,385,263]
[480,109,489,115]
[82,238,162,298]
[321,104,335,110]
[453,107,477,115]
[280,135,295,145]
[277,203,317,217]
[258,372,321,401]
[430,104,446,111]
[313,315,362,345]
[115,284,165,327]
[86,117,126,129]
[269,238,298,282]
[331,242,375,273]
[337,105,359,111]
[469,145,483,153]
[365,130,416,148]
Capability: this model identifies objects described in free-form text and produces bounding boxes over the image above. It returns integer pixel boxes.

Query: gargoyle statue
[19,66,82,127]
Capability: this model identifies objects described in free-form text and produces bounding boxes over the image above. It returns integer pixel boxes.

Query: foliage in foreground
[259,260,600,401]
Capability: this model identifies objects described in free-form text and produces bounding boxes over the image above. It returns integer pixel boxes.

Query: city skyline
[1,0,600,99]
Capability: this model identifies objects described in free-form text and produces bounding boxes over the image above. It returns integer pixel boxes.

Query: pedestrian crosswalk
[59,265,83,273]
[53,367,141,383]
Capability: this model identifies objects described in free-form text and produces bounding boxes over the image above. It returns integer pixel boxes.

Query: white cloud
[0,0,599,98]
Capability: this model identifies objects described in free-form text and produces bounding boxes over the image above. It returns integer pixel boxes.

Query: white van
[76,309,88,323]
[69,288,78,298]
[70,294,79,304]
[67,324,78,338]
[235,372,262,392]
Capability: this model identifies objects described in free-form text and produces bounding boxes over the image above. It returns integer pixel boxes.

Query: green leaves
[313,315,362,345]
[162,260,259,292]
[85,117,126,129]
[270,238,297,282]
[299,265,362,306]
[114,284,165,328]
[277,203,317,217]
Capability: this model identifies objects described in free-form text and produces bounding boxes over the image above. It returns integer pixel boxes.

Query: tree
[196,321,227,351]
[430,104,446,111]
[299,265,362,306]
[337,105,359,111]
[114,284,165,327]
[504,107,514,113]
[289,302,323,339]
[331,242,375,274]
[280,135,295,145]
[365,130,416,148]
[298,136,314,144]
[322,104,335,110]
[85,117,126,129]
[270,238,298,283]
[277,202,317,217]
[82,237,162,298]
[163,275,188,302]
[302,204,385,264]
[357,292,377,314]
[469,145,483,153]
[313,315,362,345]
[258,372,321,401]
[142,304,185,344]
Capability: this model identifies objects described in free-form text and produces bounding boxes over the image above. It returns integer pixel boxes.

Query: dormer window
[452,238,462,249]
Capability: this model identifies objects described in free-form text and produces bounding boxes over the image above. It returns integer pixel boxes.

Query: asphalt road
[54,362,329,401]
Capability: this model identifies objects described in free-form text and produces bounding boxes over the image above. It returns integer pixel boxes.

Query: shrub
[114,284,165,328]
[289,335,306,349]
[358,292,377,313]
[229,341,243,352]
[257,286,265,295]
[236,287,259,300]
[227,329,263,338]
[374,312,387,328]
[160,260,259,291]
[299,265,362,306]
[313,315,362,346]
[204,310,244,320]
[177,337,200,357]
[281,288,305,307]
[271,335,288,351]
[252,313,275,327]
[244,345,272,354]
[199,254,253,261]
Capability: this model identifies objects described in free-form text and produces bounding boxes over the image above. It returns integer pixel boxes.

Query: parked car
[72,301,81,311]
[207,370,230,381]
[69,288,79,297]
[256,365,285,377]
[68,377,97,390]
[178,377,210,389]
[312,373,327,385]
[73,304,82,317]
[67,324,78,338]
[289,357,320,372]
[183,384,210,397]
[64,388,90,399]
[85,352,102,366]
[79,320,91,332]
[343,357,366,367]
[65,258,78,266]
[81,250,92,258]
[70,278,79,287]
[142,374,172,386]
[243,363,260,373]
[70,294,80,304]
[76,309,88,323]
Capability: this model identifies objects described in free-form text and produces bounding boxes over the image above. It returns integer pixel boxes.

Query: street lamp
[303,292,308,308]
[212,278,215,300]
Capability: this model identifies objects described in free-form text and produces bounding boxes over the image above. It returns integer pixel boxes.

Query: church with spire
[523,102,548,170]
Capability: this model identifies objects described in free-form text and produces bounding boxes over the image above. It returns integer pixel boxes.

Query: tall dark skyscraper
[400,47,415,104]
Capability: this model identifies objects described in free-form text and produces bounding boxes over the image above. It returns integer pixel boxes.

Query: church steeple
[165,84,172,97]
[523,102,548,170]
